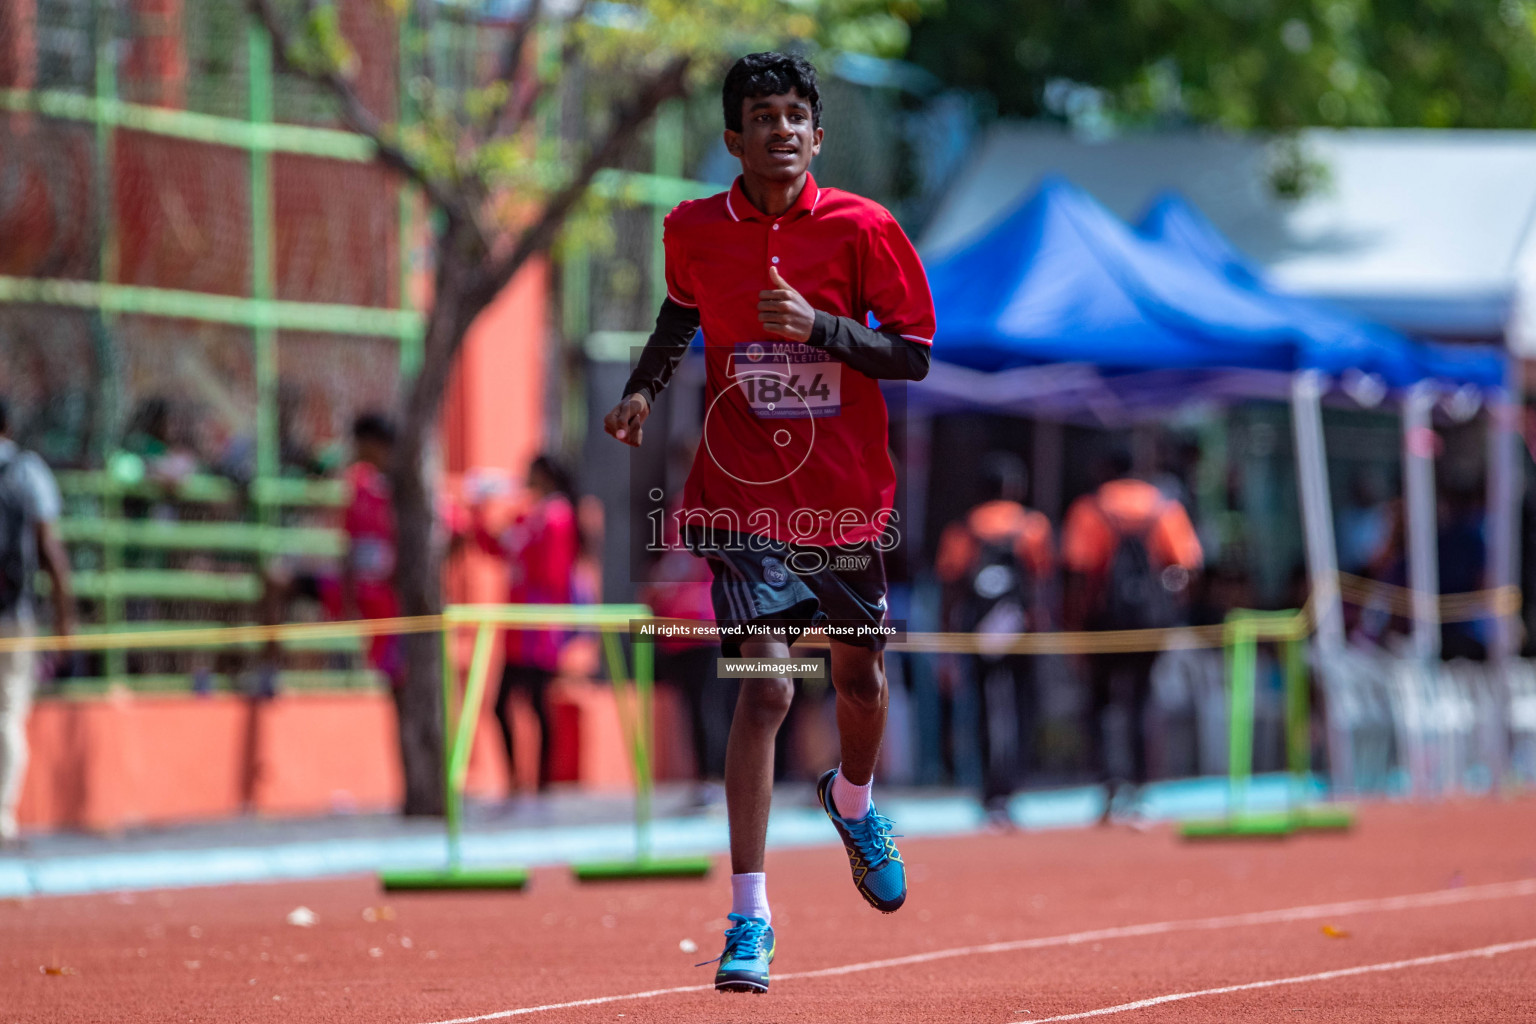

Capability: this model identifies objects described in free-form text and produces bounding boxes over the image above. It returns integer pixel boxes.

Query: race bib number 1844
[730,342,842,419]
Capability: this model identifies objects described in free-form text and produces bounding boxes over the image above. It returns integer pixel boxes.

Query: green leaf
[907,0,1536,129]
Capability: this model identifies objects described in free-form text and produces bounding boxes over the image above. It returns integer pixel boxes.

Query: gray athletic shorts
[685,530,888,658]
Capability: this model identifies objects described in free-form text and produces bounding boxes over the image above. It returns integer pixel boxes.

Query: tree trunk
[388,238,495,817]
[391,439,446,817]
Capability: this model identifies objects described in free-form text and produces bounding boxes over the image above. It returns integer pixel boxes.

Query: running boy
[604,52,935,994]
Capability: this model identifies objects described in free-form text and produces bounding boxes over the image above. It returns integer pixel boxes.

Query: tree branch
[246,0,470,227]
[480,0,543,138]
[495,0,544,87]
[476,54,693,304]
[487,0,595,139]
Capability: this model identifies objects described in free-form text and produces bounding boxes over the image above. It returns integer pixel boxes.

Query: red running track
[3,797,1535,1023]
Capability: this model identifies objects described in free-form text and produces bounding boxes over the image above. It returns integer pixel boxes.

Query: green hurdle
[380,604,712,891]
[1180,610,1354,840]
[568,626,711,881]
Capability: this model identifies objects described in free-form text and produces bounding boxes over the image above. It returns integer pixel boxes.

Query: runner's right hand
[604,393,650,447]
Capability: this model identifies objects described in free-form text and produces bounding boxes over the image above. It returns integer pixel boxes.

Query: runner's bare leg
[829,644,887,787]
[724,629,793,874]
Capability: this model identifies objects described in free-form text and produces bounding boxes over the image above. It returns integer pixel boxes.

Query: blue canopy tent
[914,177,1519,670]
[1135,189,1265,286]
[928,176,1298,375]
[916,177,1503,418]
[1135,191,1520,667]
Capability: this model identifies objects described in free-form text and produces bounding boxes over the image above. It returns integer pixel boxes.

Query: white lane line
[421,984,715,1023]
[1015,937,1536,1022]
[416,878,1536,1024]
[774,878,1536,981]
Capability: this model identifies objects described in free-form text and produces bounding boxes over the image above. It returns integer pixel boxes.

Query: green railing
[51,469,365,692]
[7,3,715,695]
[2,2,417,693]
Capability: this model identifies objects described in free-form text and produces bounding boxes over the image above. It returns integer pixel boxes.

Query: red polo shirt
[665,173,935,548]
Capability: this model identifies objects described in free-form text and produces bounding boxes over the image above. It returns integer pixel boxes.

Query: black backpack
[1094,501,1178,632]
[0,452,33,618]
[957,531,1032,641]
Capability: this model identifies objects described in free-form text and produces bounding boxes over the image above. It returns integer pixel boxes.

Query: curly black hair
[722,52,821,133]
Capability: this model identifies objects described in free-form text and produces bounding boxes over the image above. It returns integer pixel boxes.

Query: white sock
[831,766,873,820]
[730,872,770,924]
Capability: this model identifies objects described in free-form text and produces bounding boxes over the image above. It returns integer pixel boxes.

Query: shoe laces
[845,811,902,872]
[695,913,769,968]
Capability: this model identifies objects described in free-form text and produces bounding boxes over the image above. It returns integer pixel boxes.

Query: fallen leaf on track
[1321,924,1351,938]
[40,965,78,976]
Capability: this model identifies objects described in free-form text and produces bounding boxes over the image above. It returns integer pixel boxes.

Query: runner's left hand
[758,266,816,342]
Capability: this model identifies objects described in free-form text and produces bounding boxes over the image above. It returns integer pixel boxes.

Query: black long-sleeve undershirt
[806,310,931,382]
[621,300,931,404]
[621,298,700,405]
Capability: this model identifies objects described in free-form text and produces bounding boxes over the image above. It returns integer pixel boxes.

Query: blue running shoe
[817,768,907,913]
[700,913,775,993]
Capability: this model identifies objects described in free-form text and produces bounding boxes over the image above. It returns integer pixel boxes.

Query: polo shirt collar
[725,172,821,224]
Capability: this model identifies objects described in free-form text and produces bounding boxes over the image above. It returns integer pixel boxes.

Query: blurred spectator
[474,455,580,797]
[935,452,1054,823]
[121,396,200,492]
[1063,450,1202,820]
[1338,468,1392,576]
[198,386,341,491]
[278,384,343,479]
[1352,497,1407,648]
[0,397,74,848]
[259,413,404,699]
[336,415,403,667]
[641,500,731,807]
[1440,487,1489,661]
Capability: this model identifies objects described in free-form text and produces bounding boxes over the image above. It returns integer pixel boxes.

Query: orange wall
[18,692,402,832]
[16,679,696,833]
[445,258,549,606]
[452,257,549,475]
